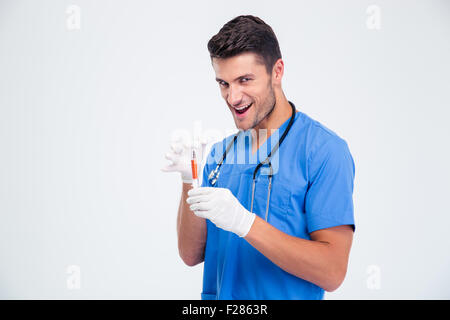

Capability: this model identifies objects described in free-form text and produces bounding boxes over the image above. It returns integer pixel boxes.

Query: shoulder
[291,112,354,183]
[295,111,351,160]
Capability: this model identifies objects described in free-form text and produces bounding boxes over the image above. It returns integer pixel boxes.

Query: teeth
[235,103,251,111]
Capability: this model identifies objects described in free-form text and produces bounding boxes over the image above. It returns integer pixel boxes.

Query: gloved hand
[186,187,256,237]
[161,136,207,183]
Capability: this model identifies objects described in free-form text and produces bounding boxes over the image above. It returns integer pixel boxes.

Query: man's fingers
[161,165,176,172]
[165,152,179,163]
[170,142,184,155]
[187,187,216,197]
[181,137,192,150]
[186,194,211,205]
[189,200,215,212]
[191,209,207,219]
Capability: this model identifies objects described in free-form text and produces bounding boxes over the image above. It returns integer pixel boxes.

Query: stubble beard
[250,80,276,130]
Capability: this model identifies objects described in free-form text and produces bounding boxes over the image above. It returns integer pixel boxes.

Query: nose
[227,84,243,107]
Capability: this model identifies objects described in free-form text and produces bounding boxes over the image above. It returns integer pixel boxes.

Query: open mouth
[234,102,253,116]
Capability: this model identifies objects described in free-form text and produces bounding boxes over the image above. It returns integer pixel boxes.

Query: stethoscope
[208,101,297,222]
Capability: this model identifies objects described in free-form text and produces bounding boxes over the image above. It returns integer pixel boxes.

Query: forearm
[244,216,346,292]
[177,182,207,266]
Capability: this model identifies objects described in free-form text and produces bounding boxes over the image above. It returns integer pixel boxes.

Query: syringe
[191,149,199,188]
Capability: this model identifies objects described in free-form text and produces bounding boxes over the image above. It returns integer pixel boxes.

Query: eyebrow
[215,73,255,83]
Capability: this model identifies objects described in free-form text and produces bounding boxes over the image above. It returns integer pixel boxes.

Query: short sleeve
[305,137,356,233]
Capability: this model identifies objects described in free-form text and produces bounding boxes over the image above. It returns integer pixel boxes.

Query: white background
[0,0,449,299]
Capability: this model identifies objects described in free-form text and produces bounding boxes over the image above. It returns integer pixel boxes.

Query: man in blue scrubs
[164,15,355,299]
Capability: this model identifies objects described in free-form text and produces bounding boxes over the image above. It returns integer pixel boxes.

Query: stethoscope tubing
[209,101,297,221]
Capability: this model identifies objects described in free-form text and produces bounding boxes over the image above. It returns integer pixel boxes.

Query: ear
[272,58,284,84]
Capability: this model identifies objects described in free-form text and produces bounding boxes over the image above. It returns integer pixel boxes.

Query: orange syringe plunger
[191,150,198,180]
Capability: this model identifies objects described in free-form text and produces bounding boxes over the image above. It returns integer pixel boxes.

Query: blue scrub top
[200,109,355,300]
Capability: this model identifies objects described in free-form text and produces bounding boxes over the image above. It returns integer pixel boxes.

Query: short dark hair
[207,15,282,75]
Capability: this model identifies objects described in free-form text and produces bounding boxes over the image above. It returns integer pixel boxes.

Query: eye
[240,77,251,83]
[218,80,228,87]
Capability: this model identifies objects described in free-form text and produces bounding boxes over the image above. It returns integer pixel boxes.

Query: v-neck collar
[247,108,299,165]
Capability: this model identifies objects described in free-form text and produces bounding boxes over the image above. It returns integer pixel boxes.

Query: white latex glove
[186,187,256,237]
[161,136,207,183]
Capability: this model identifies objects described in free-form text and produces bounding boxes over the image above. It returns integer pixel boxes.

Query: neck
[251,91,293,152]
